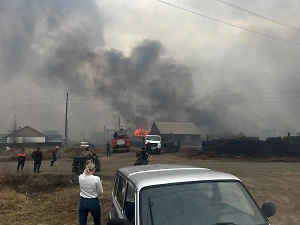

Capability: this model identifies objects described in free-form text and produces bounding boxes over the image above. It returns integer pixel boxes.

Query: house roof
[153,122,202,135]
[4,126,49,138]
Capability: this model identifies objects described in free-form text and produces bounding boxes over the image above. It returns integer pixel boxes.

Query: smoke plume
[0,0,225,133]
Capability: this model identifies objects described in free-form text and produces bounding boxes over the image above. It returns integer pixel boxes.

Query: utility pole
[65,93,69,147]
[242,120,246,136]
[104,125,106,141]
[119,116,120,130]
[11,114,17,143]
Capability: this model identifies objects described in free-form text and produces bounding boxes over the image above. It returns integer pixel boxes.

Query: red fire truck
[112,131,130,153]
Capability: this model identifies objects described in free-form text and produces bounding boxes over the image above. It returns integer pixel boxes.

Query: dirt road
[1,151,299,225]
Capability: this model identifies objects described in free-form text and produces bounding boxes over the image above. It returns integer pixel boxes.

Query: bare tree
[9,115,18,143]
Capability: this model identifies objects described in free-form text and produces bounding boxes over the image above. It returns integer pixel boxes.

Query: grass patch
[0,171,114,225]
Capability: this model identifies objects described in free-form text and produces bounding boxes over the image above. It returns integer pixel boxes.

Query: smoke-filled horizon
[1,0,300,139]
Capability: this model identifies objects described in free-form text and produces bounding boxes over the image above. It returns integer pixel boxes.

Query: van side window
[116,175,126,208]
[124,182,135,223]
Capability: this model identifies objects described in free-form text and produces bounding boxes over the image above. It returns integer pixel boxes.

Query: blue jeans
[17,160,25,171]
[79,197,101,225]
[34,159,42,173]
[51,155,57,165]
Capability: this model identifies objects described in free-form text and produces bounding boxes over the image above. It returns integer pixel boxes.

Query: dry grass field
[0,147,299,225]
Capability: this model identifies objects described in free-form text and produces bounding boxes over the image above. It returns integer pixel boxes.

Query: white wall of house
[7,137,46,143]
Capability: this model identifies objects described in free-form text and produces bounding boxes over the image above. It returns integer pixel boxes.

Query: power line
[0,99,64,109]
[0,101,65,111]
[68,94,300,104]
[0,94,64,105]
[68,90,300,100]
[2,90,300,109]
[216,0,300,32]
[68,96,300,106]
[0,95,297,110]
[158,0,300,46]
[0,102,65,111]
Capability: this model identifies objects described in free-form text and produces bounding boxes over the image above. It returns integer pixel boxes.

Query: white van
[144,135,161,154]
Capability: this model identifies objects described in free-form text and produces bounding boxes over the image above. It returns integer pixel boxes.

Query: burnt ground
[0,149,299,225]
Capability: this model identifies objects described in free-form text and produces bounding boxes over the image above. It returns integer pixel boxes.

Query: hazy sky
[1,0,300,140]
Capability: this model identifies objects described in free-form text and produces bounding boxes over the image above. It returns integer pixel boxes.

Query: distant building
[150,122,202,147]
[0,134,8,144]
[43,130,62,143]
[266,132,300,144]
[3,126,50,143]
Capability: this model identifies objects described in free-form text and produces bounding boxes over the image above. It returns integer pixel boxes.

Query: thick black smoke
[0,0,103,79]
[46,36,225,129]
[94,40,224,129]
[0,0,225,132]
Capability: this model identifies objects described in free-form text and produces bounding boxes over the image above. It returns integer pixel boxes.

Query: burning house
[130,128,150,147]
[149,122,202,147]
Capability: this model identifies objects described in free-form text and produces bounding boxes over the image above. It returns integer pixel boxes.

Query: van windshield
[140,181,267,225]
[146,136,161,141]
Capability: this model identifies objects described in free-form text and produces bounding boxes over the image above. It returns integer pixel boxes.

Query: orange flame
[133,128,150,136]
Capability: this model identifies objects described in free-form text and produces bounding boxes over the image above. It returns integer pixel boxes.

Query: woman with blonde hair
[78,160,103,225]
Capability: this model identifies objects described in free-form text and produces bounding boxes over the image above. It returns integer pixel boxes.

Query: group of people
[16,146,59,173]
[14,141,149,225]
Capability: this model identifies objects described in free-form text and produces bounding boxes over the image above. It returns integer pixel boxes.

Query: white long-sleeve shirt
[79,173,103,199]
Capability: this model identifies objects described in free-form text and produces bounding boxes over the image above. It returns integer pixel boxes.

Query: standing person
[145,142,151,152]
[78,160,103,225]
[17,148,26,172]
[31,147,43,173]
[106,141,111,156]
[51,146,59,166]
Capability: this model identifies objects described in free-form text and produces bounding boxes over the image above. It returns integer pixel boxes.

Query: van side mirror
[262,202,276,218]
[107,219,129,225]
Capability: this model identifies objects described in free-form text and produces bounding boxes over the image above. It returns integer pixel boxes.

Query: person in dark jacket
[106,141,111,156]
[145,142,151,152]
[31,147,43,173]
[134,151,148,166]
[141,150,149,162]
[51,146,59,166]
[17,148,26,172]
